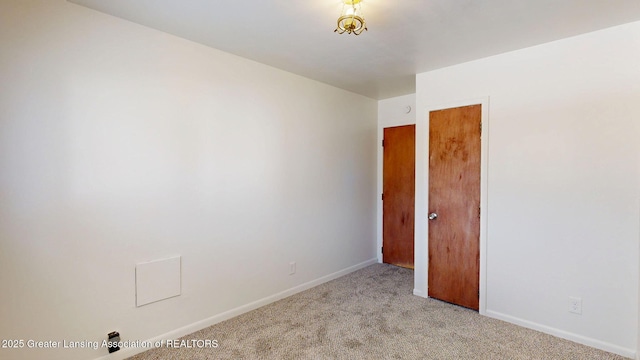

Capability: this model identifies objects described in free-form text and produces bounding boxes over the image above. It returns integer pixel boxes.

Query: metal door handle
[428,212,438,220]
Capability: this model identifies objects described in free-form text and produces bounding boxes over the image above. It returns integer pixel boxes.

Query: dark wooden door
[428,105,481,310]
[383,125,415,269]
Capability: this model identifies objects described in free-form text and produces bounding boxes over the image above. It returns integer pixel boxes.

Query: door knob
[428,212,438,220]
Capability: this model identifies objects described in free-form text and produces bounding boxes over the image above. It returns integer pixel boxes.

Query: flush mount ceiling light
[335,0,367,35]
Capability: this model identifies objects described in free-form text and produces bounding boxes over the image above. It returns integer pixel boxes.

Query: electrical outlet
[289,262,296,275]
[568,296,582,314]
[107,331,120,353]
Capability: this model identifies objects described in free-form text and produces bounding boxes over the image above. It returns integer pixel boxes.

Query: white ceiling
[69,0,640,100]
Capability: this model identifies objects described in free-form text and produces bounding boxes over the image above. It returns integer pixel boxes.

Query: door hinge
[382,139,385,147]
[381,246,383,254]
[478,206,481,219]
[381,193,384,201]
[480,122,482,133]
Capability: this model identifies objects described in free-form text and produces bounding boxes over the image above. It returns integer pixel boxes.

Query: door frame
[414,97,489,315]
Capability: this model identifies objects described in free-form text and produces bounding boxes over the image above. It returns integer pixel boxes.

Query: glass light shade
[335,0,367,35]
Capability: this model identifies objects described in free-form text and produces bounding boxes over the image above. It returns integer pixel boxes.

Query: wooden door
[382,125,415,269]
[428,105,481,310]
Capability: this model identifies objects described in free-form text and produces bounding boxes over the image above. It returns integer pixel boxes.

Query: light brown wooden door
[383,125,415,269]
[428,105,481,310]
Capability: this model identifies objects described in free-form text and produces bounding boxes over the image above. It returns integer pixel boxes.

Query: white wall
[0,1,377,360]
[416,22,640,357]
[376,95,416,263]
[378,95,416,128]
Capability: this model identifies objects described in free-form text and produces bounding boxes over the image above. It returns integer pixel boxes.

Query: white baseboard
[413,289,426,298]
[94,258,377,360]
[485,310,636,359]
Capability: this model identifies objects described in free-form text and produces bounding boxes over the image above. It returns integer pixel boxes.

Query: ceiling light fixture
[335,0,367,35]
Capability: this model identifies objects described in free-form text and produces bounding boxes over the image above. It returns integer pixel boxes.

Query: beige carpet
[129,264,626,359]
